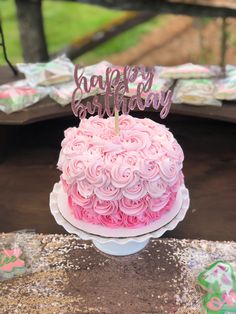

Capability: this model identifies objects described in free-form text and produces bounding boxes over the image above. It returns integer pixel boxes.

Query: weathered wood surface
[66,0,236,17]
[171,0,236,9]
[1,66,236,125]
[0,233,235,314]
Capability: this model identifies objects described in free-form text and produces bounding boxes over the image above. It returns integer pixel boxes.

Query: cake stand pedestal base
[92,239,150,256]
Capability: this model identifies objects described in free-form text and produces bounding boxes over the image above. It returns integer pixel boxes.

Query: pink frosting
[58,114,185,228]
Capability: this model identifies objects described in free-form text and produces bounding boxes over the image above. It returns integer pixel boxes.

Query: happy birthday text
[71,65,172,119]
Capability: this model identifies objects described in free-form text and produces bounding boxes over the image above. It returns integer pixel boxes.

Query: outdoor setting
[0,0,236,313]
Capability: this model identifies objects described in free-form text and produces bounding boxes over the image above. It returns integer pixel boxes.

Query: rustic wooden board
[65,0,236,17]
[0,233,235,314]
[170,0,236,9]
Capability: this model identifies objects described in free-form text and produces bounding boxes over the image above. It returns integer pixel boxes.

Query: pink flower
[98,213,123,228]
[122,151,140,169]
[168,140,184,162]
[140,143,165,160]
[140,117,157,129]
[107,115,136,131]
[150,191,171,212]
[64,127,78,140]
[62,136,88,158]
[117,114,136,130]
[99,129,116,141]
[104,152,119,170]
[159,157,179,184]
[121,215,144,228]
[93,198,119,215]
[111,157,139,188]
[61,127,79,148]
[94,179,122,200]
[122,179,147,200]
[139,159,160,181]
[76,179,94,198]
[119,196,149,216]
[170,172,184,192]
[87,116,107,134]
[120,130,151,152]
[67,158,86,180]
[85,159,108,187]
[57,151,66,170]
[147,179,167,198]
[70,184,94,208]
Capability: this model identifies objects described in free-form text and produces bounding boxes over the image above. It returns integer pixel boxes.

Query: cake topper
[71,64,173,130]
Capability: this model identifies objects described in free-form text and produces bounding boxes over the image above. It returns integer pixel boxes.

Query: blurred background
[1,0,236,66]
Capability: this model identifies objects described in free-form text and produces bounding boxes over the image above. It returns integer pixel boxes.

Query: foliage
[0,0,161,65]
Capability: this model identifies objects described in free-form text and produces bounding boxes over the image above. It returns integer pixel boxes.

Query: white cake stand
[50,182,190,256]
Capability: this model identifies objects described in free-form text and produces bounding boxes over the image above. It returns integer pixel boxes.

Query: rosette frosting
[58,114,185,228]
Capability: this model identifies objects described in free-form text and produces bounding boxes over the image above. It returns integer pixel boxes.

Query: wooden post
[220,16,228,75]
[15,0,49,62]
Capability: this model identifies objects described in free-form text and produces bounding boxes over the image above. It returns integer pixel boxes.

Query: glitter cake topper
[71,65,172,119]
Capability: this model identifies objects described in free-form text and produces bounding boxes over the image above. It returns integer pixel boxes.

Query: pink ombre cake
[57,114,185,229]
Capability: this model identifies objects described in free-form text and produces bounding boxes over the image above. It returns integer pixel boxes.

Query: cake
[57,114,185,230]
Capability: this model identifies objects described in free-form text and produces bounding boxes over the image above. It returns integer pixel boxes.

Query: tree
[15,0,49,62]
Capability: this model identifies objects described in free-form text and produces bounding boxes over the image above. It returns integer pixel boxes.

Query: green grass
[80,16,164,64]
[0,0,22,64]
[0,0,163,65]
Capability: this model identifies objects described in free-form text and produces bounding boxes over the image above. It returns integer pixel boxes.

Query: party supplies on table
[159,63,221,79]
[215,76,236,100]
[17,55,74,87]
[173,79,222,106]
[0,230,40,281]
[0,80,48,114]
[225,64,236,77]
[49,81,76,106]
[50,61,113,106]
[125,67,173,98]
[197,261,236,314]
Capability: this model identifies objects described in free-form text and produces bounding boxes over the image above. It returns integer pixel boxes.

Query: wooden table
[0,233,235,314]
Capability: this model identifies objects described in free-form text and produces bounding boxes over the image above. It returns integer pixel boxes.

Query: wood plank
[0,234,235,313]
[0,98,72,125]
[66,0,236,17]
[170,0,236,10]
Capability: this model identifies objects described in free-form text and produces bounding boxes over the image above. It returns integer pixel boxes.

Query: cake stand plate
[49,183,189,256]
[51,181,188,238]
